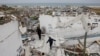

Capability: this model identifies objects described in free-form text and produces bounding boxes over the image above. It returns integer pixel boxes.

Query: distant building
[0,12,4,15]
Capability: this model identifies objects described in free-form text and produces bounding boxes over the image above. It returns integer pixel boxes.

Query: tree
[31,16,39,20]
[1,5,8,8]
[47,11,52,15]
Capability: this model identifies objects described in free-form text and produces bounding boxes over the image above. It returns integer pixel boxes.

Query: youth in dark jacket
[36,27,41,40]
[47,37,56,50]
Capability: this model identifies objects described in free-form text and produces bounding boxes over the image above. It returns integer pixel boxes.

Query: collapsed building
[39,11,100,56]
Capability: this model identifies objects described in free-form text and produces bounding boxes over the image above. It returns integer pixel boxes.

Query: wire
[0,30,18,43]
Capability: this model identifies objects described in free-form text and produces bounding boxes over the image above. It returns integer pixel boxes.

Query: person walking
[36,26,42,40]
[47,36,56,50]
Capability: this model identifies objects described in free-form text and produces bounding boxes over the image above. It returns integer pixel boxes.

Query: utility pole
[83,32,88,56]
[74,45,76,56]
